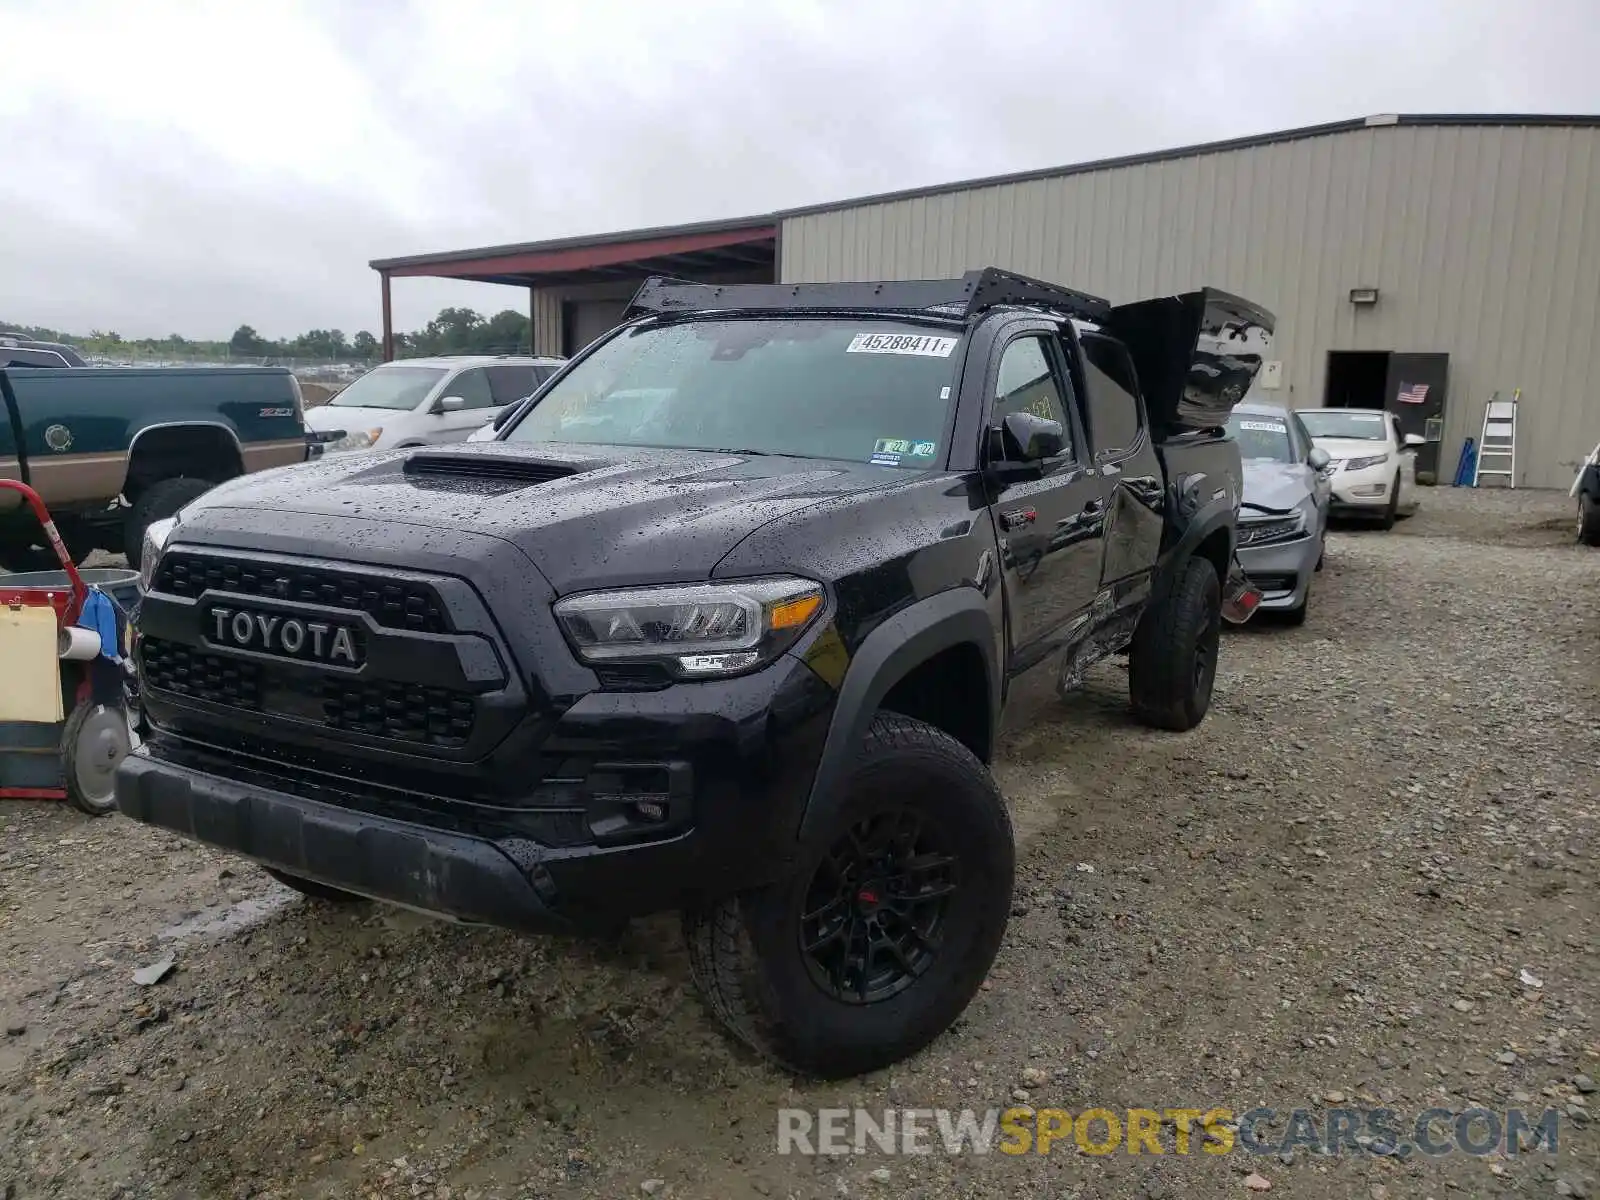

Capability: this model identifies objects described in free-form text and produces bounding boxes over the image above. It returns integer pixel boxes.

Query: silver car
[1225,402,1332,624]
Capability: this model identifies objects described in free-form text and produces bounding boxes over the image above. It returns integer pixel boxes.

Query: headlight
[326,427,382,452]
[138,515,179,591]
[1345,452,1389,471]
[553,577,825,679]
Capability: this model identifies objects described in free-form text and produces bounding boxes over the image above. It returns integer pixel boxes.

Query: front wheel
[125,477,216,571]
[1579,494,1600,546]
[1127,555,1221,731]
[683,713,1014,1078]
[1376,478,1400,530]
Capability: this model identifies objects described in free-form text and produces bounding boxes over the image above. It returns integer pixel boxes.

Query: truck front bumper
[117,652,837,932]
[117,750,571,931]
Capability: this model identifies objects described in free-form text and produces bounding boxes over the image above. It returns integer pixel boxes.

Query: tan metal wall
[781,122,1600,488]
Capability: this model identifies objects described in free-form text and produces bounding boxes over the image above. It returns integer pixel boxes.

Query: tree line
[1,305,534,363]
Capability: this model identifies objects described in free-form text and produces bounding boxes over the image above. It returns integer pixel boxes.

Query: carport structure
[368,216,777,361]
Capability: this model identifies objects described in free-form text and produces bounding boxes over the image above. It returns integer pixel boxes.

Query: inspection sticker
[847,332,958,357]
[1238,420,1286,433]
[871,438,938,467]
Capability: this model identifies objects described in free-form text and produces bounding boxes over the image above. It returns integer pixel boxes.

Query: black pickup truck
[116,269,1270,1078]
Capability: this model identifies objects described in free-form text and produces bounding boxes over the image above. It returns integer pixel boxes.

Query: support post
[380,271,394,362]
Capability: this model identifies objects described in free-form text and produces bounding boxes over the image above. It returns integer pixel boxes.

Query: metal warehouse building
[372,113,1600,489]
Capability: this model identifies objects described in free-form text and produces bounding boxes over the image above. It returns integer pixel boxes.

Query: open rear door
[1105,289,1276,437]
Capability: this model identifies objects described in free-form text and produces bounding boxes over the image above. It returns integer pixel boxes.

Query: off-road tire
[682,713,1014,1079]
[264,867,368,905]
[1578,494,1600,547]
[125,477,214,571]
[1127,554,1221,732]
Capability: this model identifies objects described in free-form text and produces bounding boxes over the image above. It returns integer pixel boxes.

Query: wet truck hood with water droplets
[176,443,901,594]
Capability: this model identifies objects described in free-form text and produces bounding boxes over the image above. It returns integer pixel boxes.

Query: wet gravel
[1,485,1596,1199]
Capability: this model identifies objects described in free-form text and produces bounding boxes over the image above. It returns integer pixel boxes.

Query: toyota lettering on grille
[206,606,363,666]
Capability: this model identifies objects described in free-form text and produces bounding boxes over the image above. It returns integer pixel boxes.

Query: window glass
[485,365,538,406]
[1078,333,1144,456]
[506,319,960,468]
[1299,410,1387,440]
[994,336,1069,432]
[447,368,495,409]
[329,365,444,410]
[1225,412,1295,463]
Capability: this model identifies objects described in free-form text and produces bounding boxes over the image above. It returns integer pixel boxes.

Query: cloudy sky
[3,0,1597,341]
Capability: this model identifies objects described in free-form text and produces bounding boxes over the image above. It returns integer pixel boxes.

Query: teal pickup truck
[0,360,309,570]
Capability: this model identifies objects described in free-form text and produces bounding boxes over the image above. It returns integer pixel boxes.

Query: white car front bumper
[1326,459,1393,510]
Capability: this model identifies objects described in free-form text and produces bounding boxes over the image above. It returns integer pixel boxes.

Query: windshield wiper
[708,447,773,456]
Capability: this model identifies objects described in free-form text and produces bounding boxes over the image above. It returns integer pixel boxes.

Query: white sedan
[1298,408,1424,529]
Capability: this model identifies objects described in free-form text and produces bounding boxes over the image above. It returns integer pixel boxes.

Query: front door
[429,367,499,443]
[987,331,1110,676]
[1384,353,1448,482]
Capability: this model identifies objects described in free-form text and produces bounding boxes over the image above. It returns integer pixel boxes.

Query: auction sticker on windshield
[847,333,958,357]
[1238,421,1286,432]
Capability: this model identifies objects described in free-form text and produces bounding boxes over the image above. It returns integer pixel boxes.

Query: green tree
[351,330,379,359]
[230,324,266,356]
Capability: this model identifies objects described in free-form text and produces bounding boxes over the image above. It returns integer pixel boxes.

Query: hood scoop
[402,451,581,493]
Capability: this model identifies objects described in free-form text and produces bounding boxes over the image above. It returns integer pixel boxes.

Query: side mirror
[1403,432,1425,448]
[1307,447,1332,471]
[435,395,466,413]
[999,411,1065,462]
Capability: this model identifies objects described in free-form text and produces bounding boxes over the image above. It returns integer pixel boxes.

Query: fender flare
[1156,491,1236,598]
[798,587,1000,842]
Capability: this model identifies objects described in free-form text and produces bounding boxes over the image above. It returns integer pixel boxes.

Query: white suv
[305,356,565,453]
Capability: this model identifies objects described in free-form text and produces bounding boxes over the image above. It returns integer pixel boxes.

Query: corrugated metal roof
[371,114,1600,272]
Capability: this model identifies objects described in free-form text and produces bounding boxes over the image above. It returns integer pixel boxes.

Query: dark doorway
[1324,351,1390,409]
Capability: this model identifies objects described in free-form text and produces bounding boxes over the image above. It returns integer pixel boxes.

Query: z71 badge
[257,407,295,418]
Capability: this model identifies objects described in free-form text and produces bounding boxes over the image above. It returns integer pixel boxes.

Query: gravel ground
[1,485,1595,1200]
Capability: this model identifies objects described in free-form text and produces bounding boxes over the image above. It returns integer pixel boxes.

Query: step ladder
[1472,389,1519,487]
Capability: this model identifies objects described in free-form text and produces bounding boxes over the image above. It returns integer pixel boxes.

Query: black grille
[322,679,476,746]
[139,638,263,710]
[139,636,476,748]
[155,553,448,634]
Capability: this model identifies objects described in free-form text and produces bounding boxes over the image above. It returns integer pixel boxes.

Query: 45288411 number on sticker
[846,333,958,357]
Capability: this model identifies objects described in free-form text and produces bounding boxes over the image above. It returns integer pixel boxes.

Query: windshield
[503,318,962,467]
[1225,413,1294,463]
[1299,410,1387,440]
[329,364,446,410]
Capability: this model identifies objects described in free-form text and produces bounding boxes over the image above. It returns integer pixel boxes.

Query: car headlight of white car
[553,577,825,680]
[1345,452,1390,471]
[326,426,383,452]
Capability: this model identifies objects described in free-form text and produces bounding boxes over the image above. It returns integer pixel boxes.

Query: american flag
[1396,382,1430,405]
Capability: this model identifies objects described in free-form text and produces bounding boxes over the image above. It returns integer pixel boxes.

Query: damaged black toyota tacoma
[117,269,1271,1078]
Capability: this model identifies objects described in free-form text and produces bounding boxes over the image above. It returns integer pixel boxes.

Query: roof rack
[625,268,1112,325]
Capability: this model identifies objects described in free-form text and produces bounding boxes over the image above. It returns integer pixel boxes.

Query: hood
[303,404,396,433]
[182,441,903,594]
[1309,436,1390,460]
[1240,460,1314,511]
